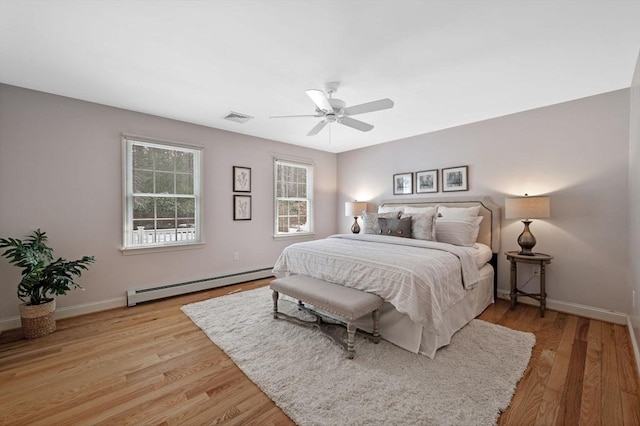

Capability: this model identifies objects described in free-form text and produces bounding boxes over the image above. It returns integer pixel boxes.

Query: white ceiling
[1,1,639,153]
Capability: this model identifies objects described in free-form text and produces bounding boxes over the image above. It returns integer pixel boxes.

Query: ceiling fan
[270,82,394,136]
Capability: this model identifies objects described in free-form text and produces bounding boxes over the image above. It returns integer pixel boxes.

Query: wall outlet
[233,252,239,261]
[532,265,540,276]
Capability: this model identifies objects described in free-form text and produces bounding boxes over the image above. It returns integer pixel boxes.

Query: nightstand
[505,251,554,317]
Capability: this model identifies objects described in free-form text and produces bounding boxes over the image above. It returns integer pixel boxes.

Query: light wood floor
[1,278,639,425]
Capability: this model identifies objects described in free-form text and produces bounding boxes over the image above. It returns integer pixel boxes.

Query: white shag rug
[182,286,535,426]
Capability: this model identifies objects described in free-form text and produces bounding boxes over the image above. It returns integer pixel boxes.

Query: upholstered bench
[270,275,384,359]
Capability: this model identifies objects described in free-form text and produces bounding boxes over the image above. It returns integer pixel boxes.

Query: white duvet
[272,234,481,333]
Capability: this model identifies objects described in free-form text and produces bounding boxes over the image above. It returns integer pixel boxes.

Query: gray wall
[337,89,632,314]
[0,84,337,321]
[629,52,640,346]
[0,83,634,325]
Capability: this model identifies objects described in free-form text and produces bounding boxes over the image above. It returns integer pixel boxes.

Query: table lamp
[505,194,550,255]
[345,201,367,234]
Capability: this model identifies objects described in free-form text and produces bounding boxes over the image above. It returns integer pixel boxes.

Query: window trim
[121,134,204,252]
[273,157,314,239]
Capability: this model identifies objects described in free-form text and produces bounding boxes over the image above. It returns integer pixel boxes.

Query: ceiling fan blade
[344,98,394,116]
[270,114,322,118]
[338,116,374,132]
[307,120,328,136]
[306,89,334,113]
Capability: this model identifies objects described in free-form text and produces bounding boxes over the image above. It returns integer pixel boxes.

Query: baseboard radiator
[127,267,274,306]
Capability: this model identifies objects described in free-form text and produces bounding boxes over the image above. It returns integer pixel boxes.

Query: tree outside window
[123,137,202,249]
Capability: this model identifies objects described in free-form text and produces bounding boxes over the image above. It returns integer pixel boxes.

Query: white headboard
[378,196,501,254]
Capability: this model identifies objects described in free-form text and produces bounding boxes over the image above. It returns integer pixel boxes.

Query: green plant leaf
[0,230,95,305]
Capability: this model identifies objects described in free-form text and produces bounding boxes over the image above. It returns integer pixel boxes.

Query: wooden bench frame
[270,276,384,359]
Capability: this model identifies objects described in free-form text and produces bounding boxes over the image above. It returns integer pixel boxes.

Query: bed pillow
[408,212,437,240]
[362,211,400,234]
[436,216,483,246]
[378,216,412,238]
[378,205,404,214]
[437,205,480,219]
[403,206,436,216]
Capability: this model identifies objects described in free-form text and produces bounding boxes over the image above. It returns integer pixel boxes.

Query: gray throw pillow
[378,216,412,238]
[362,211,400,234]
[409,212,437,240]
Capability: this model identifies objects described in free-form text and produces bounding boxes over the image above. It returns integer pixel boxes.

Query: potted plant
[0,229,95,338]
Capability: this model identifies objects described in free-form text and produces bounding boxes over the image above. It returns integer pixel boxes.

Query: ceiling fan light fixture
[272,82,393,136]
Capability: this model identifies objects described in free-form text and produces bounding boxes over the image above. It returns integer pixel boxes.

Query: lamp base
[351,217,360,234]
[517,220,537,256]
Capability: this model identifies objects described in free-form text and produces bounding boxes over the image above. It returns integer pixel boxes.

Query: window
[274,158,314,237]
[123,136,202,250]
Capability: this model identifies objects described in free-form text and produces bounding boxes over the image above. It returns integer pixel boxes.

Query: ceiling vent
[223,111,253,123]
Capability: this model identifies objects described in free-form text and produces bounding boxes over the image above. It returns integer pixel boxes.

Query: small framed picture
[415,170,438,193]
[393,172,413,195]
[442,166,469,192]
[233,166,251,192]
[234,195,251,220]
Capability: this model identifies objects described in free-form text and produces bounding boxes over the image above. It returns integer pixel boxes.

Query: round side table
[505,251,554,317]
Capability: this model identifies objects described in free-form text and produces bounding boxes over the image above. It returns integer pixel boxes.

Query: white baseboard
[1,268,276,333]
[0,297,126,332]
[628,316,640,378]
[496,288,628,325]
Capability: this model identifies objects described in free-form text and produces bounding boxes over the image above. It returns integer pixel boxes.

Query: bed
[272,197,501,358]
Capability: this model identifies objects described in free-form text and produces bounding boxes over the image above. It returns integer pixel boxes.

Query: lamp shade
[505,196,550,220]
[345,201,367,217]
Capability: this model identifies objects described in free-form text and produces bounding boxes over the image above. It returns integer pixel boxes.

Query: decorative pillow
[362,211,400,234]
[378,216,412,238]
[435,216,483,246]
[437,205,480,219]
[408,212,437,240]
[378,205,404,214]
[403,206,436,216]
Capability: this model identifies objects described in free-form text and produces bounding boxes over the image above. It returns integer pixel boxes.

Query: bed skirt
[352,263,494,358]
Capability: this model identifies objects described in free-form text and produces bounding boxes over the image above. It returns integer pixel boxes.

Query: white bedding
[272,234,483,334]
[471,243,493,268]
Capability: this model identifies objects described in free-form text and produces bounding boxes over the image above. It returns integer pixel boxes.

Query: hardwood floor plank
[477,298,510,323]
[558,338,587,424]
[534,314,577,426]
[498,306,558,425]
[558,316,590,425]
[621,390,640,426]
[16,374,165,426]
[228,392,289,425]
[75,355,236,424]
[575,315,590,342]
[1,280,638,426]
[614,324,640,395]
[579,319,602,426]
[601,322,624,425]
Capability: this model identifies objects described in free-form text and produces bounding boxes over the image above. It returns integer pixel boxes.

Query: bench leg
[346,320,356,359]
[272,290,279,319]
[372,309,380,344]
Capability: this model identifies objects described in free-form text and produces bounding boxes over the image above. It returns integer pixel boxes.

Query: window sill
[120,242,206,256]
[273,232,315,241]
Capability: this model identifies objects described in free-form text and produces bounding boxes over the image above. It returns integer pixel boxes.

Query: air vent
[223,111,253,123]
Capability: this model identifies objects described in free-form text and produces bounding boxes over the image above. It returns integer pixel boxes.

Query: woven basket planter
[19,299,56,339]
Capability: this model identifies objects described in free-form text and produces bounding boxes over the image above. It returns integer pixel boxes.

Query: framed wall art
[442,166,468,192]
[393,172,413,195]
[233,166,251,192]
[415,169,438,193]
[234,195,252,220]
